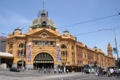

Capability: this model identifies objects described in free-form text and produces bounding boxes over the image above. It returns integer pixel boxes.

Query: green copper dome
[13,27,23,34]
[30,10,56,30]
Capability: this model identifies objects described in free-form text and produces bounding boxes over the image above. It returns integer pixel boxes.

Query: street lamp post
[62,53,67,73]
[22,43,25,71]
[21,27,25,71]
[63,62,66,72]
[64,51,67,73]
[20,27,25,71]
[62,60,66,73]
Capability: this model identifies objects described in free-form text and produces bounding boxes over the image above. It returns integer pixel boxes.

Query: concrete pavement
[0,71,119,80]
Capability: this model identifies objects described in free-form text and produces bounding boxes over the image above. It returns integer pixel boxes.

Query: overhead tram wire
[75,30,101,36]
[58,13,120,29]
[0,32,7,36]
[75,26,120,36]
[0,32,6,35]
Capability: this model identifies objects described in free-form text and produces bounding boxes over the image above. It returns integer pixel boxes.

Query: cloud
[0,12,30,25]
[0,9,32,34]
[0,10,31,26]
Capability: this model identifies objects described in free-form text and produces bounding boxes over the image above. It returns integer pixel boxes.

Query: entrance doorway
[17,60,26,69]
[33,53,54,69]
[0,58,13,68]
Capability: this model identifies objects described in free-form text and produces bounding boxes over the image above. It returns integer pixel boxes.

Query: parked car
[10,67,20,72]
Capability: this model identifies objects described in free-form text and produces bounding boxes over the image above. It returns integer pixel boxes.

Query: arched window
[61,44,67,48]
[19,43,25,48]
[42,21,47,27]
[41,13,46,17]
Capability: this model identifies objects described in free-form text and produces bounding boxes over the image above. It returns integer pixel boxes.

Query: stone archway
[33,53,54,69]
[17,60,26,69]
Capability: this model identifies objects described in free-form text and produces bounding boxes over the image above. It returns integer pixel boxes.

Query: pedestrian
[44,68,46,73]
[109,68,114,77]
[54,68,57,74]
[66,69,69,73]
[107,69,111,77]
[38,68,40,73]
[99,67,102,76]
[103,67,107,76]
[60,69,63,73]
[58,68,61,73]
[48,68,51,74]
[96,68,99,76]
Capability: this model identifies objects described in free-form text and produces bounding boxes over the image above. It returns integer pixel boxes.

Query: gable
[26,29,60,38]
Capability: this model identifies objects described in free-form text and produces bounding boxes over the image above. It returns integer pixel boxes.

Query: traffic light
[113,48,117,51]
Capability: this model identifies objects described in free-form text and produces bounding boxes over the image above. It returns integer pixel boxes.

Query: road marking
[76,76,95,80]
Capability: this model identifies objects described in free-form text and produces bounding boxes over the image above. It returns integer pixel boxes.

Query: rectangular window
[18,50,26,57]
[35,41,39,45]
[18,50,22,57]
[61,51,67,56]
[45,41,48,45]
[32,40,56,47]
[40,41,43,45]
[33,40,39,45]
[43,41,45,45]
[50,41,53,45]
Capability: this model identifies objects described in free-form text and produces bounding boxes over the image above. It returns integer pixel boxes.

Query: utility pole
[99,28,119,60]
[43,0,45,10]
[113,29,119,60]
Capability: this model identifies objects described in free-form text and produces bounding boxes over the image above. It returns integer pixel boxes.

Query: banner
[28,43,31,62]
[56,44,60,62]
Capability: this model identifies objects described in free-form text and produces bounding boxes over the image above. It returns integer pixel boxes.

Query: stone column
[54,64,59,69]
[12,64,17,68]
[26,64,33,70]
[0,58,1,65]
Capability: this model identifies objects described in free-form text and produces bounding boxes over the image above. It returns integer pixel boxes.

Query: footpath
[0,71,83,80]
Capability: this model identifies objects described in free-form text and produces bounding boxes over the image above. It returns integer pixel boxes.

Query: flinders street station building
[1,10,115,71]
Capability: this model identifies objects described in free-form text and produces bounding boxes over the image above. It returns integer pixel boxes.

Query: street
[0,71,119,80]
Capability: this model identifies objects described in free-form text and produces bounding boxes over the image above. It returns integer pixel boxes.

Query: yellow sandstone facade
[6,10,115,70]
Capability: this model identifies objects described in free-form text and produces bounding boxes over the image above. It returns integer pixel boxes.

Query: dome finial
[43,0,45,10]
[37,0,48,17]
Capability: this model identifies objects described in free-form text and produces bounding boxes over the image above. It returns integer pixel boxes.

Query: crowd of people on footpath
[96,67,120,77]
[37,68,69,74]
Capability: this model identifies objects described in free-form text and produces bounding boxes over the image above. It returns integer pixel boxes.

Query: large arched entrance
[33,53,54,69]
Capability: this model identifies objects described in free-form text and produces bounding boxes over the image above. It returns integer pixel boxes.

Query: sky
[0,0,120,58]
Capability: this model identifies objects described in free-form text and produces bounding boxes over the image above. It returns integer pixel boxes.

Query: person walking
[44,68,46,73]
[54,68,57,74]
[66,69,69,73]
[109,68,114,77]
[96,68,99,76]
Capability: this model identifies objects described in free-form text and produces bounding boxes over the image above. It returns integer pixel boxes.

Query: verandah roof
[0,52,13,58]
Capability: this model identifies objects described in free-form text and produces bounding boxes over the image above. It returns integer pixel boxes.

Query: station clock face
[42,34,46,38]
